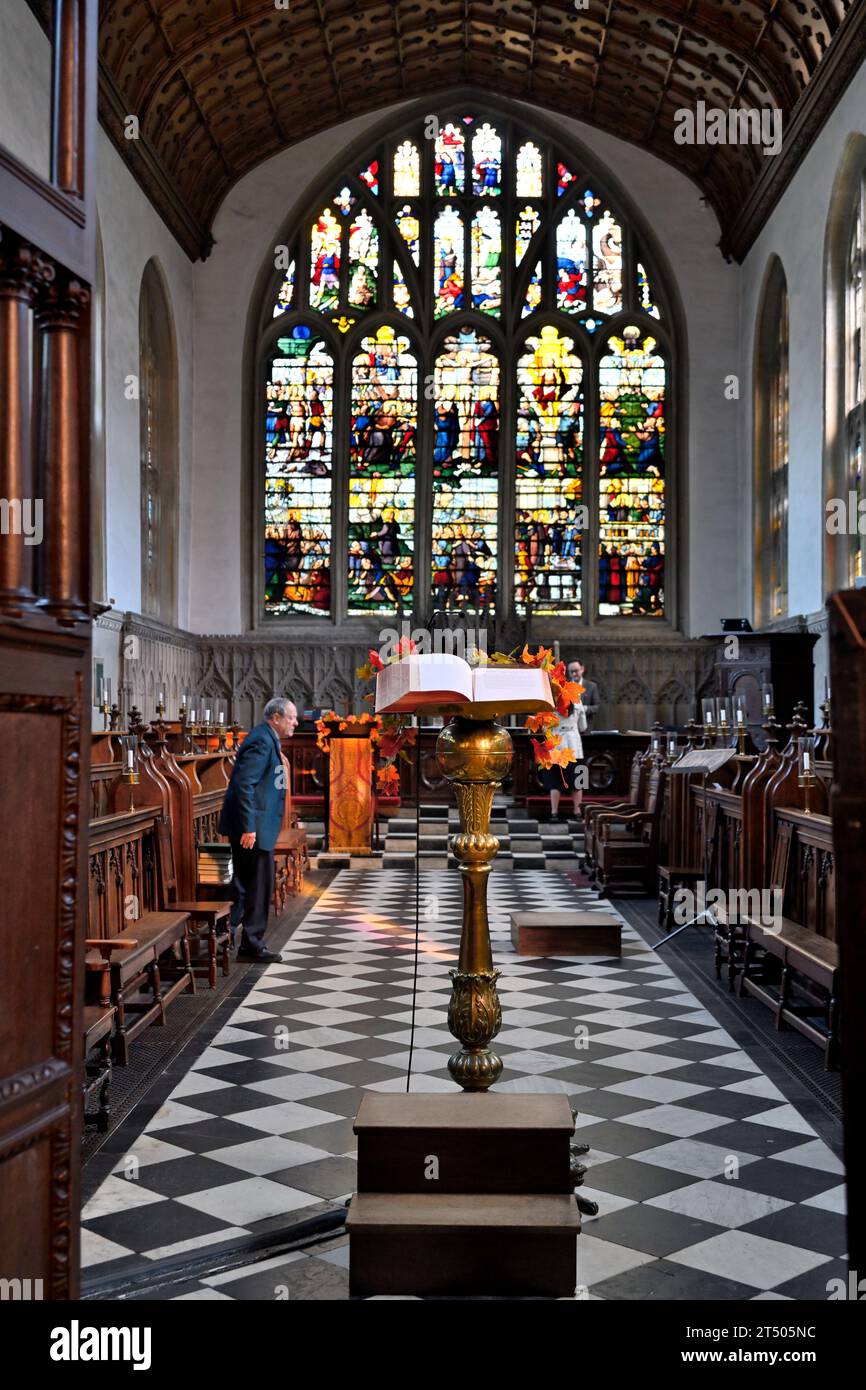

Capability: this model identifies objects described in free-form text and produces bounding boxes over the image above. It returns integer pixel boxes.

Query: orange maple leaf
[556,679,585,715]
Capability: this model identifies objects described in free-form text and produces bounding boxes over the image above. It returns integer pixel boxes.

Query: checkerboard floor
[81,870,847,1301]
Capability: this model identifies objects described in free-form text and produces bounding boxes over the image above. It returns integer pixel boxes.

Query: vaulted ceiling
[97,1,866,262]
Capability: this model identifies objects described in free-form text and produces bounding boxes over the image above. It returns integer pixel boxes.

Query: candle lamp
[761,681,775,717]
[120,737,140,810]
[717,698,731,733]
[700,698,717,745]
[666,733,679,764]
[797,736,817,814]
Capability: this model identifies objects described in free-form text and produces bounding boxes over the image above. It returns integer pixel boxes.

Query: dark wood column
[36,277,90,625]
[0,236,53,616]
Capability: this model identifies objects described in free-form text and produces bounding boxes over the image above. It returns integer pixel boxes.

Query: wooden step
[348,1192,580,1298]
[511,909,622,956]
[354,1092,575,1194]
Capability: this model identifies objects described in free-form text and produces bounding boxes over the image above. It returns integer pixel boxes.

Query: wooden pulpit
[327,721,374,855]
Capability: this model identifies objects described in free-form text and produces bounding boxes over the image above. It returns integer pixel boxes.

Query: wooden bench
[85,909,194,1065]
[738,918,839,1069]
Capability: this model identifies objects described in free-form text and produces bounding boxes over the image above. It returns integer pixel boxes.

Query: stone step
[510,853,547,869]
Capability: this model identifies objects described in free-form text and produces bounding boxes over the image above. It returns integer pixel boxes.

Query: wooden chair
[592,767,667,896]
[273,755,309,914]
[581,751,649,876]
[155,816,233,989]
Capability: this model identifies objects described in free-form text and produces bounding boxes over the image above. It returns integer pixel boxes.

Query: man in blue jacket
[219,696,298,962]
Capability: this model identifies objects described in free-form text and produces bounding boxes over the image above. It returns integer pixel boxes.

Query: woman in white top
[539,678,588,821]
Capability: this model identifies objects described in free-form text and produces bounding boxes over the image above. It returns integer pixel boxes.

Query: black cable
[406,714,422,1091]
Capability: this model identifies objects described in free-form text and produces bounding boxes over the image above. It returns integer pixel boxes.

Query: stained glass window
[435,123,465,195]
[637,261,660,319]
[394,141,420,197]
[360,160,379,195]
[557,162,576,197]
[515,328,584,614]
[273,260,295,318]
[516,142,542,198]
[265,328,334,616]
[348,328,417,614]
[395,205,420,264]
[845,179,866,586]
[592,210,623,314]
[393,261,413,318]
[523,262,543,318]
[432,330,500,610]
[261,114,674,626]
[472,123,502,195]
[516,206,540,265]
[557,211,588,311]
[598,328,666,616]
[471,208,501,315]
[310,209,341,312]
[434,207,465,317]
[348,210,378,309]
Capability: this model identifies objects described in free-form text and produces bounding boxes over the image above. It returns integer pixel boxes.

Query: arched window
[256,109,673,628]
[753,257,789,625]
[825,136,866,593]
[139,259,178,623]
[843,176,866,586]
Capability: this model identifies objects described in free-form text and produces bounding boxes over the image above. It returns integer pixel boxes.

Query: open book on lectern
[375,653,555,718]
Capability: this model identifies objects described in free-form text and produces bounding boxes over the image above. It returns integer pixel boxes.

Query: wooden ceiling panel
[96,0,866,261]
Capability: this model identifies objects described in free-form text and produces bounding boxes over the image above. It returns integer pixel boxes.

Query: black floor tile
[739,1205,847,1258]
[84,1198,228,1254]
[588,1204,725,1258]
[586,1158,699,1201]
[128,1155,245,1199]
[590,1259,756,1301]
[270,1156,357,1199]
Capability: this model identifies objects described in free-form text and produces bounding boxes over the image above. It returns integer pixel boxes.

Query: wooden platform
[510,909,622,956]
[347,1193,580,1298]
[354,1092,575,1194]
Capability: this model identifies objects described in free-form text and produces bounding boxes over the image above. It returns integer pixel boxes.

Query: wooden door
[0,0,97,1299]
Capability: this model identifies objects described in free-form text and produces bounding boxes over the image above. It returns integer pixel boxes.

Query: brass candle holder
[435,716,513,1092]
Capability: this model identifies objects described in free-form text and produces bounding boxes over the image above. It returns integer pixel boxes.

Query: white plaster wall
[739,60,866,696]
[189,99,740,638]
[96,128,195,624]
[0,0,52,181]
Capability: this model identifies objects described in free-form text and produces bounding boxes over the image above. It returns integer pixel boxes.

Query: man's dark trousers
[228,841,275,954]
